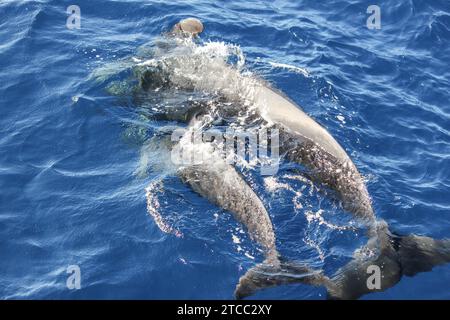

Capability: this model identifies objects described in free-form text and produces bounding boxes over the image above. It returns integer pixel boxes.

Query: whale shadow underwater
[109,18,450,299]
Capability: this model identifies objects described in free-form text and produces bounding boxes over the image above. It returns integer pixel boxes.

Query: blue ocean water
[0,0,449,299]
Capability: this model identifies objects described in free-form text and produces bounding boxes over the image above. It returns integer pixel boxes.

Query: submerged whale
[169,110,329,298]
[140,18,450,299]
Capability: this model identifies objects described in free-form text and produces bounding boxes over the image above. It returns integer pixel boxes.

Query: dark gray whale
[171,112,329,299]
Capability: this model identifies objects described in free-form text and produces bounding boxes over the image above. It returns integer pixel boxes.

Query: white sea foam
[268,61,310,77]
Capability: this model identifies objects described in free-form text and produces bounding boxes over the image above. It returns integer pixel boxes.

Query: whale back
[254,85,351,164]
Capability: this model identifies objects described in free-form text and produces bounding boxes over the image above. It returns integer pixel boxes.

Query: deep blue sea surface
[1,0,449,299]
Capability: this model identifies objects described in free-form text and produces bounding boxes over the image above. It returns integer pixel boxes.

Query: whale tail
[234,257,329,299]
[235,222,450,300]
[325,221,450,300]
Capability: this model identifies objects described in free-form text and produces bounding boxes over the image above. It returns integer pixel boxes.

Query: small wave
[268,61,310,77]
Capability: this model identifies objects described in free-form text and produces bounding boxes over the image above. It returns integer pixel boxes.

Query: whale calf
[138,18,450,299]
[172,114,328,298]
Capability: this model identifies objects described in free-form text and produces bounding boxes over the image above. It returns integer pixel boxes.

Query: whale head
[171,18,204,37]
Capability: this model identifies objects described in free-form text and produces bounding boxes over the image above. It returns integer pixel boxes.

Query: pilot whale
[172,114,329,298]
[141,18,450,299]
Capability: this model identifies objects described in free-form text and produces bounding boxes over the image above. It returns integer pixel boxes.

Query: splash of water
[145,181,183,238]
[268,61,310,77]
